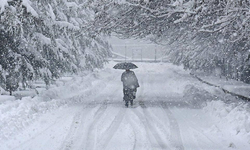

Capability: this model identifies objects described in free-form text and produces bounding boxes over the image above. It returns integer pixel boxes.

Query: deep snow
[0,61,250,150]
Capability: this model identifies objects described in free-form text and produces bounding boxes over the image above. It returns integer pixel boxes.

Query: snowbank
[193,73,250,100]
[183,84,217,108]
[204,100,250,136]
[0,95,15,104]
[0,67,116,141]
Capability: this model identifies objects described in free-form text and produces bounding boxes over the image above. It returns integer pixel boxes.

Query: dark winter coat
[121,70,139,89]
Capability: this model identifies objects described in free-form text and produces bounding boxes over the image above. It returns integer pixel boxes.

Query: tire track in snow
[91,76,127,149]
[84,100,108,150]
[59,111,82,150]
[11,108,80,150]
[171,108,222,149]
[59,103,96,150]
[134,74,168,149]
[133,101,171,150]
[137,64,184,149]
[96,107,126,149]
[147,67,184,150]
[125,114,139,150]
[131,108,154,149]
[161,102,184,150]
[62,76,121,150]
[126,108,163,150]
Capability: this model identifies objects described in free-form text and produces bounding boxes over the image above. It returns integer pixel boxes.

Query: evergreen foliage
[91,0,250,83]
[0,0,111,94]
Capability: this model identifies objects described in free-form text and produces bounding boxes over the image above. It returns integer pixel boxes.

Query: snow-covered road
[1,62,250,150]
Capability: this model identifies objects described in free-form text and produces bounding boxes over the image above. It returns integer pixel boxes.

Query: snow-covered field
[1,61,250,150]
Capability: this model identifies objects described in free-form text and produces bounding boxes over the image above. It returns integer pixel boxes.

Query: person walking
[121,69,139,107]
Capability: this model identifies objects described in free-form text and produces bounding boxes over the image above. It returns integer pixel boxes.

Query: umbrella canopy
[113,62,138,70]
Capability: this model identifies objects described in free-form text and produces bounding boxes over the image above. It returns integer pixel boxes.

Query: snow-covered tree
[0,0,111,94]
[91,0,250,83]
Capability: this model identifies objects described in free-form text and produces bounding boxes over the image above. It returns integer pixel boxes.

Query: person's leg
[133,88,137,99]
[123,88,126,100]
[130,99,133,106]
[126,89,133,106]
[125,101,129,107]
[123,88,129,107]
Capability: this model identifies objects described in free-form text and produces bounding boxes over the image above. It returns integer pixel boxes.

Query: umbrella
[113,62,138,70]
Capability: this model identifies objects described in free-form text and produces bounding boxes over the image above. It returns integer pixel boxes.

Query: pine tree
[0,0,111,94]
[91,0,250,83]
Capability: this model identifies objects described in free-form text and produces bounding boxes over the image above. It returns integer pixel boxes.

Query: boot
[125,101,128,107]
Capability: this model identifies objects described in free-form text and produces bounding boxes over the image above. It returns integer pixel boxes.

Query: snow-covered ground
[1,61,250,150]
[193,72,250,99]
